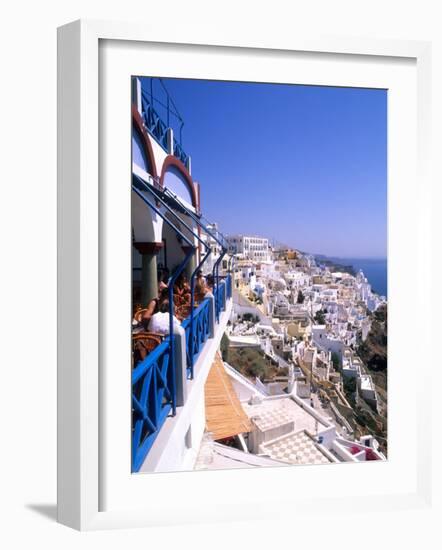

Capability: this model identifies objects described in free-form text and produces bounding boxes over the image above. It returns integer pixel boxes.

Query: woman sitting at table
[194,270,212,302]
[205,273,214,291]
[134,287,169,329]
[173,273,191,305]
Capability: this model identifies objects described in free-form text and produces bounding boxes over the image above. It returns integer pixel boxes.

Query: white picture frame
[57,19,433,531]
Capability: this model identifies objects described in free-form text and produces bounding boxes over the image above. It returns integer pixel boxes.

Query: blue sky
[142,78,387,259]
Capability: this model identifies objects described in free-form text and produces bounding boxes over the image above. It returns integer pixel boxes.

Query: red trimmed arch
[160,155,199,210]
[132,104,158,180]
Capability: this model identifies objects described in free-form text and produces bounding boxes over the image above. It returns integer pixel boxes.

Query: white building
[358,374,378,411]
[201,222,223,274]
[227,234,271,262]
[217,366,385,465]
[311,325,345,361]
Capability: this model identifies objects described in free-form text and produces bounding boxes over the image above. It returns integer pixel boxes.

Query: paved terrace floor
[242,396,326,434]
[261,430,332,465]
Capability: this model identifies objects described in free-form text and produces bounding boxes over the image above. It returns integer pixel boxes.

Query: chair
[133,308,150,325]
[132,332,164,366]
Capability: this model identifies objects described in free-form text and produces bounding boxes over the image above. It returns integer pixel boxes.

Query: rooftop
[261,430,333,465]
[360,375,375,391]
[228,334,261,347]
[242,396,328,434]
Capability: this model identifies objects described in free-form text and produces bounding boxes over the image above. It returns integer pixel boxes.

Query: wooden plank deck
[204,353,252,440]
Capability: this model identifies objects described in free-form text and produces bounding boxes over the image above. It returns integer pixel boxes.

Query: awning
[205,353,252,440]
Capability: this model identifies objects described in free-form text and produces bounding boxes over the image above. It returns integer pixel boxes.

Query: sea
[328,257,388,298]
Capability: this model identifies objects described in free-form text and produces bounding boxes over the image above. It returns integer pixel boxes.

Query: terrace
[260,430,334,465]
[131,76,234,472]
[360,374,375,392]
[243,394,334,457]
[132,273,233,472]
[131,183,231,469]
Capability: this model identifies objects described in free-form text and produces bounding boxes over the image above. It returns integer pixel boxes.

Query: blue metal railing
[162,188,231,322]
[140,82,189,167]
[215,279,226,316]
[141,93,168,150]
[131,177,233,471]
[134,176,212,378]
[132,184,196,473]
[181,208,230,318]
[226,273,232,299]
[131,277,231,473]
[132,182,196,408]
[172,140,189,167]
[132,339,172,472]
[181,297,211,377]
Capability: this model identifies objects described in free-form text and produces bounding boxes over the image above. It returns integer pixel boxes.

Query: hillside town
[194,234,388,469]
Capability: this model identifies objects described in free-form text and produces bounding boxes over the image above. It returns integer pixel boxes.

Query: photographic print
[131,76,387,474]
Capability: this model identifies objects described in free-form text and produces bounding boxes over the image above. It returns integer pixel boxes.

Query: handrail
[162,188,231,321]
[132,337,170,385]
[140,80,187,163]
[158,78,185,144]
[131,339,173,472]
[181,297,211,372]
[132,184,195,414]
[213,252,227,321]
[142,78,185,127]
[163,188,224,247]
[134,175,212,378]
[187,205,229,249]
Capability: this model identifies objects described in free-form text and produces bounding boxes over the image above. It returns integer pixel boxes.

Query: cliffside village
[194,233,388,470]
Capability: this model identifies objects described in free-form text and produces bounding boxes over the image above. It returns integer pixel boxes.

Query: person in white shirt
[148,300,182,335]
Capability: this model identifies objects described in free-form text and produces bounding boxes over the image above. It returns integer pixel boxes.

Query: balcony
[140,79,189,168]
[132,275,233,472]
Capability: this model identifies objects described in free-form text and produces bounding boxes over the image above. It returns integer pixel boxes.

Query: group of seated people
[133,269,214,337]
